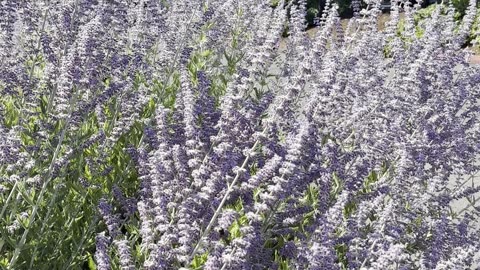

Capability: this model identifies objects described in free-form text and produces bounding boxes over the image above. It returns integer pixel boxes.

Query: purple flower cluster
[1,0,480,269]
[121,1,480,268]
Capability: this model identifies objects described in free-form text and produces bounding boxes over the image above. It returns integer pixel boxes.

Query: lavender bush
[0,0,480,269]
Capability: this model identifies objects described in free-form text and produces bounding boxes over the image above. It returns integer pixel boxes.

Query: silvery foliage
[0,0,479,269]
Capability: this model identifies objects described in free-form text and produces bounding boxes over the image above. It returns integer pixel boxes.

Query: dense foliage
[291,0,480,31]
[0,0,480,269]
[273,0,354,23]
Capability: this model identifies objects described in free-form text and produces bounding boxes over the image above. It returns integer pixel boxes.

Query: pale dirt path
[469,54,480,64]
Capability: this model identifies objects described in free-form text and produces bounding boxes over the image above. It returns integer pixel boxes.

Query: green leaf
[84,163,92,180]
[190,252,208,270]
[229,220,242,239]
[199,49,212,58]
[87,252,97,270]
[331,173,343,198]
[1,257,9,268]
[17,186,35,207]
[343,201,357,218]
[335,243,349,269]
[2,96,20,127]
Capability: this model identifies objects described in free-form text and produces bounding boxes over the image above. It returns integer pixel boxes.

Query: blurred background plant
[273,0,480,52]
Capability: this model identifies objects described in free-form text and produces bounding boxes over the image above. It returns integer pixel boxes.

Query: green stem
[8,90,78,269]
[187,140,259,263]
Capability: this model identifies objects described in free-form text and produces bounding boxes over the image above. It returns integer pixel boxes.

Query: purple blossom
[98,198,120,239]
[1,0,480,269]
[113,239,135,270]
[95,232,111,270]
